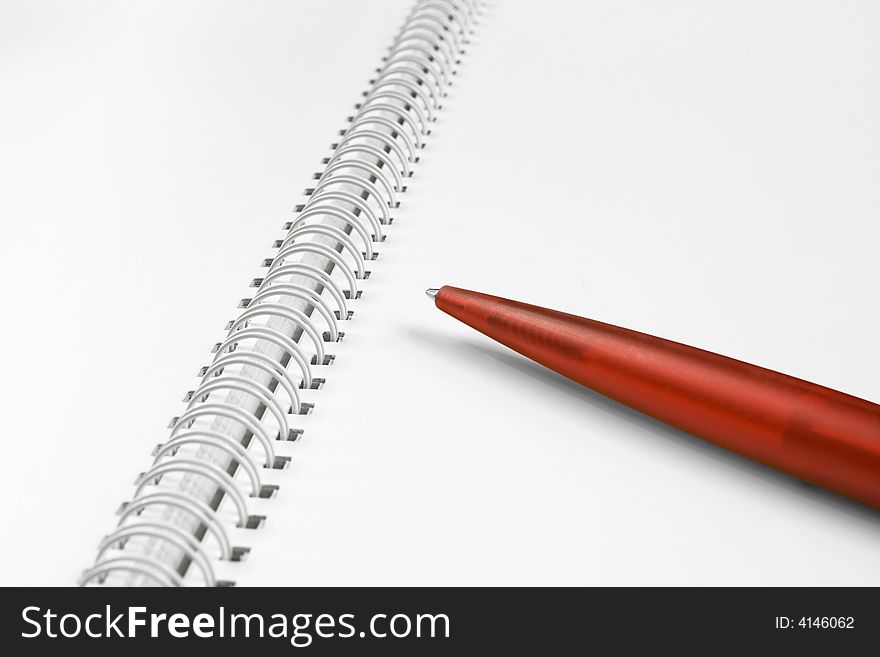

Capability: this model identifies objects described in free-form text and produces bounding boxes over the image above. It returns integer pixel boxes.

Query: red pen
[427,285,880,510]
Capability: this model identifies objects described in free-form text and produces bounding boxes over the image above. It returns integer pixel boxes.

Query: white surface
[2,0,879,585]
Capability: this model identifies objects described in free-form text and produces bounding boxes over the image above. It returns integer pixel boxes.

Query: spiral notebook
[67,0,880,586]
[76,0,484,587]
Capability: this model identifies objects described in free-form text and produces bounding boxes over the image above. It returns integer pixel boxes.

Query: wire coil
[83,0,482,587]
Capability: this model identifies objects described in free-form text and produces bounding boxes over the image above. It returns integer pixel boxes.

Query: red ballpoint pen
[427,285,880,510]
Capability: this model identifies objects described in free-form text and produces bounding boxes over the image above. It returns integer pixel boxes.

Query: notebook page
[0,0,411,585]
[235,0,880,585]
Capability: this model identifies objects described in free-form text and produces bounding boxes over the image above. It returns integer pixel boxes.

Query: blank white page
[0,0,411,585]
[237,0,880,585]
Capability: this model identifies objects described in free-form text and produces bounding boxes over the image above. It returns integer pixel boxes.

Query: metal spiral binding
[82,0,482,587]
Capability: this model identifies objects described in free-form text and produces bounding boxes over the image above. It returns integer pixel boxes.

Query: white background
[1,0,879,585]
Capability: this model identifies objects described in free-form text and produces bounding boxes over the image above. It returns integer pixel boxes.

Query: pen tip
[425,288,439,299]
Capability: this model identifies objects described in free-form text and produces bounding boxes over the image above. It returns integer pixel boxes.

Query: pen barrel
[435,286,880,509]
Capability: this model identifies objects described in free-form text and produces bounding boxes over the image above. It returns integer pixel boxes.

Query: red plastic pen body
[432,286,880,510]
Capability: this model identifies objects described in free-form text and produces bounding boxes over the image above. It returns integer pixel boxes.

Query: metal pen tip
[425,288,439,299]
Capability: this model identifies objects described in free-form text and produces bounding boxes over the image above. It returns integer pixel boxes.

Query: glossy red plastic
[433,285,880,510]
